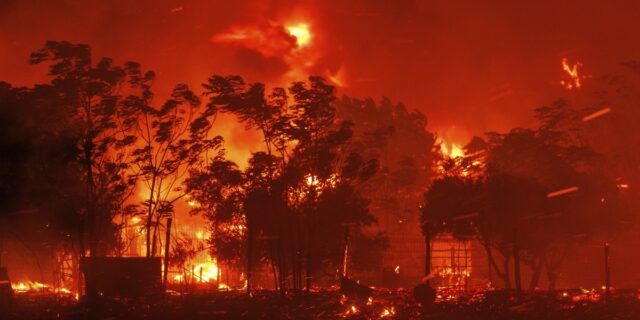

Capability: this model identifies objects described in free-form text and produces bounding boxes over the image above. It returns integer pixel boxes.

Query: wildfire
[380,307,396,318]
[194,260,220,283]
[342,305,359,317]
[286,23,311,48]
[212,18,349,87]
[306,174,319,187]
[560,58,589,89]
[11,281,75,298]
[440,142,464,159]
[11,281,48,293]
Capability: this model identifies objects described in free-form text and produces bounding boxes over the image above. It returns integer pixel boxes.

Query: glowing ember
[306,174,319,187]
[342,305,359,317]
[187,200,198,207]
[560,58,589,89]
[380,307,396,318]
[394,265,400,274]
[286,23,312,48]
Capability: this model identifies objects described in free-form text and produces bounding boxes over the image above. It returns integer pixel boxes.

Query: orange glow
[212,23,297,58]
[286,23,312,48]
[394,265,400,274]
[327,65,348,87]
[441,142,464,159]
[11,281,75,297]
[194,260,220,283]
[187,200,198,207]
[342,305,359,317]
[560,58,588,89]
[11,281,48,293]
[380,307,396,318]
[306,174,319,187]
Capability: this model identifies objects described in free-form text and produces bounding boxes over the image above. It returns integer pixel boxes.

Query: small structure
[0,267,13,303]
[430,234,472,291]
[81,257,162,299]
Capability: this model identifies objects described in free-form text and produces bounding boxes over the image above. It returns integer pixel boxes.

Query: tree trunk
[278,238,286,294]
[503,256,512,289]
[163,218,172,289]
[528,257,544,291]
[145,175,157,257]
[305,224,312,291]
[269,240,279,291]
[425,228,431,283]
[342,225,350,277]
[513,231,522,295]
[482,242,510,288]
[84,143,96,258]
[246,212,253,293]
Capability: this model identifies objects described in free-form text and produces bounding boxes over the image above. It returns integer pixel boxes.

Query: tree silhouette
[421,106,632,291]
[336,97,437,277]
[192,76,381,292]
[129,82,223,257]
[29,41,144,258]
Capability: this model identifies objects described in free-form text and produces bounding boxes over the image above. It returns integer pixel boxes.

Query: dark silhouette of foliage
[421,104,632,290]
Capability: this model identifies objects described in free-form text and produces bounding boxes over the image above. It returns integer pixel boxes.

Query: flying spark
[546,186,579,198]
[582,107,611,122]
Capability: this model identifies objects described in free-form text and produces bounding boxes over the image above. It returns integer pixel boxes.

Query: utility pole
[425,227,431,284]
[604,242,611,301]
[163,218,173,289]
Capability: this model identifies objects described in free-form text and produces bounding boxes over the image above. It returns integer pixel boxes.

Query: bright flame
[194,260,219,283]
[11,281,47,293]
[441,143,464,159]
[11,281,74,297]
[380,307,396,318]
[305,174,319,187]
[343,305,359,317]
[286,23,311,48]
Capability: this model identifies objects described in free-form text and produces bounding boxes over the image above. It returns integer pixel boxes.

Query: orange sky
[2,0,640,164]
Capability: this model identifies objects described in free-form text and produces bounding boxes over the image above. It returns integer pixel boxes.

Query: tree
[336,97,437,277]
[192,75,383,292]
[0,81,86,291]
[30,41,144,258]
[129,81,223,257]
